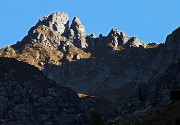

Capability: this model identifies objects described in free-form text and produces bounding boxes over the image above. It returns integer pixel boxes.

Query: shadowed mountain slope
[0,57,90,125]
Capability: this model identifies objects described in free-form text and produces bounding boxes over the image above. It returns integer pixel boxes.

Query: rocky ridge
[0,12,148,69]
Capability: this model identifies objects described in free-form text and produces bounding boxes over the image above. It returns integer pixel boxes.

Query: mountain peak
[70,16,86,37]
[109,28,125,36]
[36,12,69,34]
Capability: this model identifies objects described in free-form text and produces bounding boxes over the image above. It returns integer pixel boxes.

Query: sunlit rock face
[36,12,69,35]
[70,17,87,38]
[70,17,88,49]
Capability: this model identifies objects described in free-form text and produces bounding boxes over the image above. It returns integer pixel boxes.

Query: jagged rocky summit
[0,12,147,66]
[0,12,150,94]
[0,12,180,125]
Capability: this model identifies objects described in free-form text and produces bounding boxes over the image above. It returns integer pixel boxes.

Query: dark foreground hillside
[0,57,90,125]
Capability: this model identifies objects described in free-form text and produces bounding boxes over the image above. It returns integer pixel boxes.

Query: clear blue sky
[0,0,180,48]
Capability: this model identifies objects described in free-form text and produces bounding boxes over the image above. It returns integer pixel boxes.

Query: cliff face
[0,12,180,122]
[0,57,90,125]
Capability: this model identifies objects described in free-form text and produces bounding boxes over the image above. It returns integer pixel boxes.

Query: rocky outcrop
[0,57,90,125]
[107,28,129,46]
[106,28,146,49]
[70,17,87,38]
[70,17,88,49]
[124,37,146,48]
